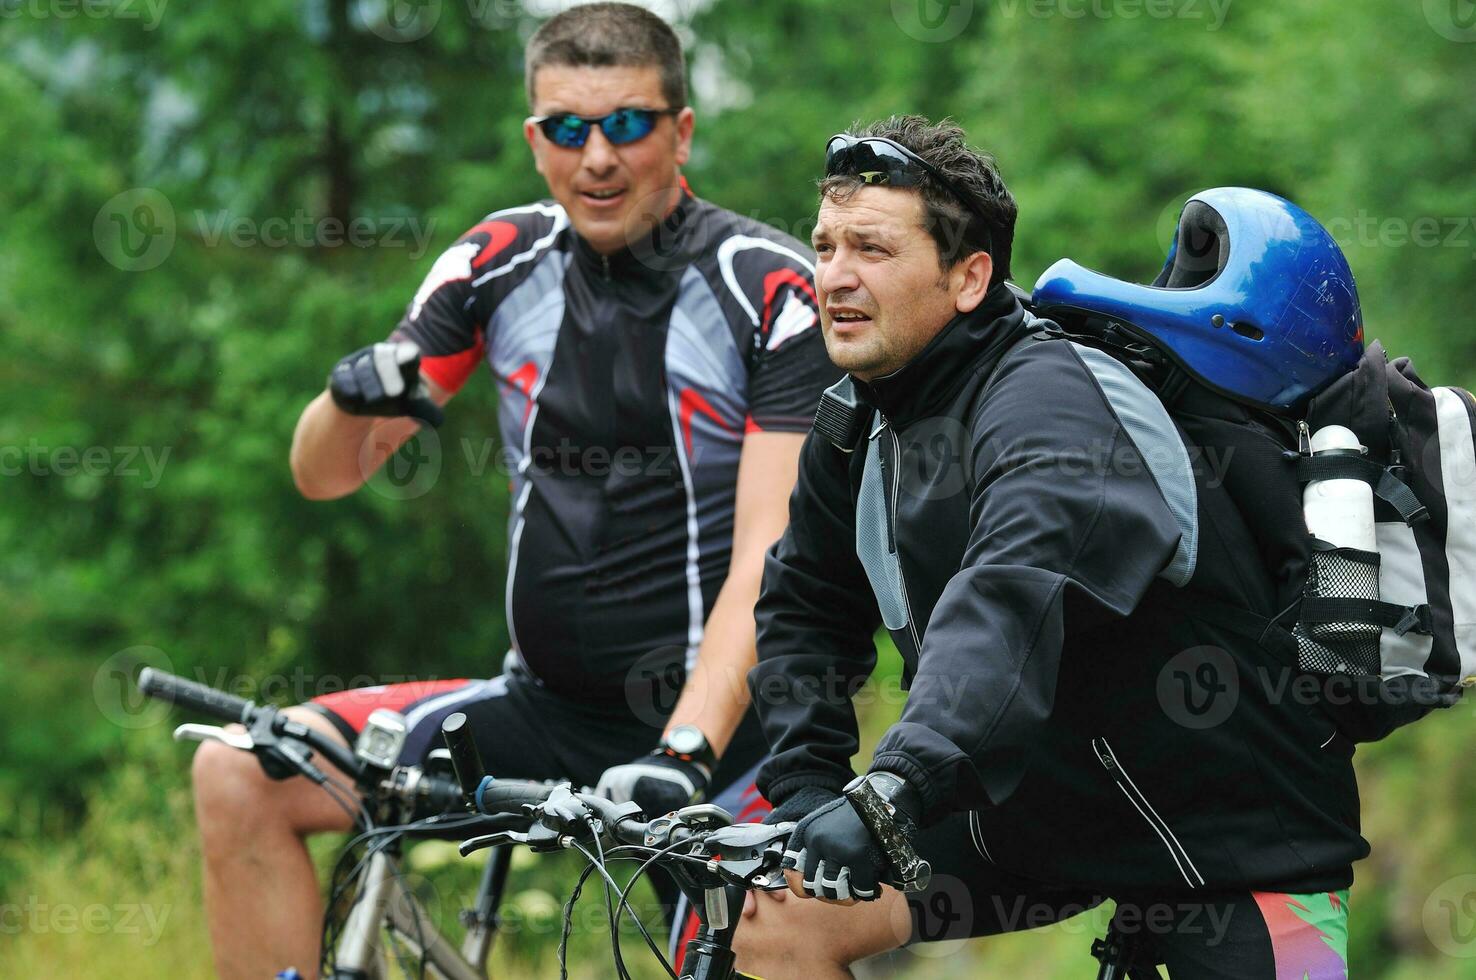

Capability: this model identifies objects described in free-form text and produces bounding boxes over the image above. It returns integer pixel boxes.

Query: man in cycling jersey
[731,115,1364,980]
[190,6,836,977]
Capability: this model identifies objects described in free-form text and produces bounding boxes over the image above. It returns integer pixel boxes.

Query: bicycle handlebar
[137,667,472,820]
[138,666,254,724]
[440,711,487,803]
[461,773,793,892]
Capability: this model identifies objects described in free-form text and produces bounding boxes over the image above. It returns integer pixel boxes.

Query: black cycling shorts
[306,666,766,793]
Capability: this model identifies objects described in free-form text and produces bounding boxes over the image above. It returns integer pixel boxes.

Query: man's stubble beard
[824,327,895,382]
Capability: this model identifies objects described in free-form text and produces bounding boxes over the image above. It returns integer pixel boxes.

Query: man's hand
[780,796,890,905]
[329,341,444,427]
[596,751,710,817]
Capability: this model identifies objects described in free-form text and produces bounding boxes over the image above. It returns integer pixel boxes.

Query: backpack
[1030,298,1476,742]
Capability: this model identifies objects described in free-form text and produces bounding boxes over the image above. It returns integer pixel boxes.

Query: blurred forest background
[4,0,1476,976]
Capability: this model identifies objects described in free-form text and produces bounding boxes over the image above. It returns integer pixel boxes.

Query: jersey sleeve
[739,252,840,433]
[389,216,528,394]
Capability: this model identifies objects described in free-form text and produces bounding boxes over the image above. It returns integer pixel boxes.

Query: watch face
[869,772,905,799]
[665,725,705,756]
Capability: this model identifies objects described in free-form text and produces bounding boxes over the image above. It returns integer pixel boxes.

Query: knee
[191,736,279,847]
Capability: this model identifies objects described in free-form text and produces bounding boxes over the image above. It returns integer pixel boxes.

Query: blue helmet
[1032,187,1363,413]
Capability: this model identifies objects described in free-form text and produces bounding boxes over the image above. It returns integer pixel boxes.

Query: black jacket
[750,285,1368,894]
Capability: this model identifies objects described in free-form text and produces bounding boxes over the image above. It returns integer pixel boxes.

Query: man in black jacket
[733,116,1365,979]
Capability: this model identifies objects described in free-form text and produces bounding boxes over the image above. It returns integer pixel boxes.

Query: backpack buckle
[1393,604,1434,637]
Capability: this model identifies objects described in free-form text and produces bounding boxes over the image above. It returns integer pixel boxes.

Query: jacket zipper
[878,413,923,653]
[1091,737,1205,888]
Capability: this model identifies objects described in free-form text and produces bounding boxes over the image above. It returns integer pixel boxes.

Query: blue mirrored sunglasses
[530,107,681,149]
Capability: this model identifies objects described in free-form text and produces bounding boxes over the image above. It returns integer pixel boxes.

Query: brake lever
[458,830,528,856]
[699,821,795,889]
[173,723,254,751]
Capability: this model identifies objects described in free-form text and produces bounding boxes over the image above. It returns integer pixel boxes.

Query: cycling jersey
[393,189,836,699]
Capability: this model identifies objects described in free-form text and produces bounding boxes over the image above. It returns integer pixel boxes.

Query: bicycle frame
[328,832,514,979]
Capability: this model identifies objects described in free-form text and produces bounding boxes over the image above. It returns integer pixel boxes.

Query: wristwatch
[659,724,716,777]
[843,771,932,893]
[849,771,908,806]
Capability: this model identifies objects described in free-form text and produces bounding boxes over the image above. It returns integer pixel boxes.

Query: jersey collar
[571,187,698,282]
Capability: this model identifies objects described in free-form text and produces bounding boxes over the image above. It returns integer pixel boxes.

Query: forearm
[289,390,421,499]
[663,554,763,757]
[667,430,806,758]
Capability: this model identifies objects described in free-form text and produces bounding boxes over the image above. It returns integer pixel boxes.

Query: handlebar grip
[473,779,555,815]
[440,712,486,802]
[137,667,253,724]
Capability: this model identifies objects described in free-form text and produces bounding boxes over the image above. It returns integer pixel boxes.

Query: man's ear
[954,250,994,314]
[523,117,546,178]
[673,106,696,167]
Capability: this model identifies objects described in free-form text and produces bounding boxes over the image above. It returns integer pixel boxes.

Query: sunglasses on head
[824,134,994,253]
[529,107,682,149]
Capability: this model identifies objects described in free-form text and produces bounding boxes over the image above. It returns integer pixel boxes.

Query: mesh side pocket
[1293,547,1383,677]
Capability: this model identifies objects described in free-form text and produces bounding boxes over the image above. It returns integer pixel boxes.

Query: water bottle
[1303,425,1376,552]
[1301,424,1381,652]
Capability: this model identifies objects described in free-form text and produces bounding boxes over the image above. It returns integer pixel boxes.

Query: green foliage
[4,1,1476,976]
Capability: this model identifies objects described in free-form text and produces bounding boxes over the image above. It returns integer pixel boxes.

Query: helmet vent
[1155,200,1231,290]
[1231,321,1265,341]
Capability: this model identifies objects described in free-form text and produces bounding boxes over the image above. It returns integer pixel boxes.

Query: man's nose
[580,125,620,176]
[818,248,861,296]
